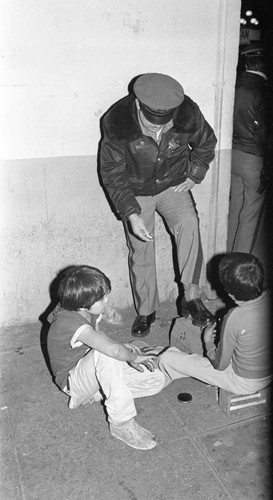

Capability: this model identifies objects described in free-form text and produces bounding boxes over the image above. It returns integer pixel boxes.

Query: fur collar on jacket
[103,94,200,142]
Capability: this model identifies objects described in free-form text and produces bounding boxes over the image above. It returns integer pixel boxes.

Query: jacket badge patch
[168,139,180,151]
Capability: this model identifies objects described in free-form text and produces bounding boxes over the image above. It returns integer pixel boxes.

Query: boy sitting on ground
[47,265,167,450]
[158,253,272,395]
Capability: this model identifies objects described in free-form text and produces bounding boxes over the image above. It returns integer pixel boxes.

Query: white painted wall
[0,0,241,325]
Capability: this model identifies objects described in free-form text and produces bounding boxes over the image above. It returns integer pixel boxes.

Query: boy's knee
[153,368,167,386]
[93,350,121,367]
[158,347,181,370]
[160,347,180,360]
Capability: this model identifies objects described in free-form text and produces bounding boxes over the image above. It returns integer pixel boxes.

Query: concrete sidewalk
[0,301,271,500]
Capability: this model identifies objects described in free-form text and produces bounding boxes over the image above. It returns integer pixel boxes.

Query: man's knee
[173,211,198,231]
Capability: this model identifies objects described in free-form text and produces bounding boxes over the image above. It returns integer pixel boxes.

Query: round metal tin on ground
[177,393,192,403]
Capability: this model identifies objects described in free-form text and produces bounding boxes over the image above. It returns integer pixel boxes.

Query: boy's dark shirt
[206,291,272,379]
[232,71,269,157]
[47,307,98,390]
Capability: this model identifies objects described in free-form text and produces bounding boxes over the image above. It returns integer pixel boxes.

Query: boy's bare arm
[77,325,155,367]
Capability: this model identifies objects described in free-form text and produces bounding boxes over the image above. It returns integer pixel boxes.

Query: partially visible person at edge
[158,253,272,395]
[227,43,272,254]
[99,72,217,337]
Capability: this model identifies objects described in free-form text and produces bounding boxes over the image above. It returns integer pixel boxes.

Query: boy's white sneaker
[110,418,157,450]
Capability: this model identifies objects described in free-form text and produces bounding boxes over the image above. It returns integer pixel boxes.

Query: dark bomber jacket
[232,72,268,157]
[100,94,217,220]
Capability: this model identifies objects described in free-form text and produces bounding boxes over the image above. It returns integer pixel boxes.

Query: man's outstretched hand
[128,214,154,242]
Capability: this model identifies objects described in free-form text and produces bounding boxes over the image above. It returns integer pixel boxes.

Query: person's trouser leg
[68,350,135,423]
[124,196,159,315]
[122,362,168,399]
[67,349,101,406]
[154,187,209,307]
[155,187,205,288]
[228,150,265,253]
[227,151,245,251]
[68,349,167,424]
[159,347,272,395]
[232,154,265,253]
[124,187,208,319]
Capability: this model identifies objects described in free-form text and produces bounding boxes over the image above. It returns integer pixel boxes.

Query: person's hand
[203,322,217,343]
[128,214,154,242]
[125,343,158,372]
[124,343,141,353]
[128,354,158,372]
[140,357,159,371]
[137,345,165,357]
[173,179,195,192]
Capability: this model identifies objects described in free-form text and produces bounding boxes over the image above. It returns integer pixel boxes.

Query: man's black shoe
[181,298,215,328]
[131,312,156,337]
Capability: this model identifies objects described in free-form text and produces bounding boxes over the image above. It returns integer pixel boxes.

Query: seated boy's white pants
[159,348,272,395]
[68,350,167,425]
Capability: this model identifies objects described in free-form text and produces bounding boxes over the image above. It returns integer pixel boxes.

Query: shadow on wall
[207,253,227,300]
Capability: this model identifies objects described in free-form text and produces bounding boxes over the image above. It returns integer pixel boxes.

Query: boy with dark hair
[47,265,167,450]
[218,252,264,300]
[158,253,272,395]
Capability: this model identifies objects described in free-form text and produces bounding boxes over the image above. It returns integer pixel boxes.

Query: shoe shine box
[170,317,203,355]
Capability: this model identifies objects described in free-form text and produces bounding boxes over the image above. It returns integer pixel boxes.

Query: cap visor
[141,105,175,125]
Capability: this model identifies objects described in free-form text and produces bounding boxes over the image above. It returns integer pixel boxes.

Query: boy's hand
[137,345,165,357]
[126,342,164,371]
[124,343,142,355]
[128,354,158,372]
[203,322,217,343]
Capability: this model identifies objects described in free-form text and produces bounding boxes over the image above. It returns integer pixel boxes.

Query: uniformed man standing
[227,43,271,253]
[100,73,217,337]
